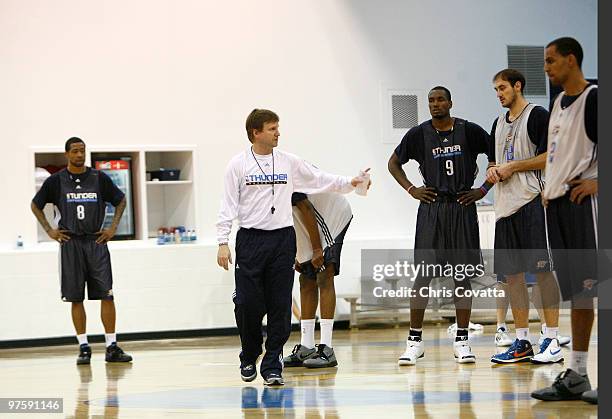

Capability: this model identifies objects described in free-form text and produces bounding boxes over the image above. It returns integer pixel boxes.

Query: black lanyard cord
[250,147,276,214]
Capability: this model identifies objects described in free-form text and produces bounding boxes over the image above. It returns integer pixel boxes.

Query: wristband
[407,185,416,194]
[219,242,228,246]
[479,186,488,195]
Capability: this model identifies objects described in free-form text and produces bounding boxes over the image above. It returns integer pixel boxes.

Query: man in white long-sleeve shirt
[216,109,369,386]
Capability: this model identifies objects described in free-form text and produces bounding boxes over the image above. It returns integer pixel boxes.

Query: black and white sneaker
[453,336,476,364]
[283,344,317,367]
[76,344,92,365]
[303,344,338,368]
[398,336,424,366]
[263,373,284,386]
[240,364,257,382]
[105,343,133,363]
[531,369,591,401]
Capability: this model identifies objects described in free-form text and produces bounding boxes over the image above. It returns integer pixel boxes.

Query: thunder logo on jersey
[66,192,98,202]
[432,144,462,159]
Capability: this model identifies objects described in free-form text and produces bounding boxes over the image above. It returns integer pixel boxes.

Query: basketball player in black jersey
[31,137,132,365]
[388,86,494,364]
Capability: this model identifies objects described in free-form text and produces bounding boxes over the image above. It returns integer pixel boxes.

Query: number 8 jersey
[33,168,125,236]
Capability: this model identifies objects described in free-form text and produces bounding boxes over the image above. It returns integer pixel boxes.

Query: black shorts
[494,195,552,278]
[546,193,598,301]
[299,221,351,280]
[60,237,114,302]
[414,197,482,279]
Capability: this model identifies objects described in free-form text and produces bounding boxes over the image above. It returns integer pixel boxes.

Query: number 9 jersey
[32,168,125,236]
[394,118,493,193]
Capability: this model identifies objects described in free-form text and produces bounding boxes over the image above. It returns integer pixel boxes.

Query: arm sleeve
[393,126,421,165]
[467,121,494,161]
[526,106,550,154]
[32,175,58,209]
[291,192,308,206]
[585,88,597,143]
[489,119,498,163]
[216,159,241,244]
[291,156,354,195]
[99,172,125,206]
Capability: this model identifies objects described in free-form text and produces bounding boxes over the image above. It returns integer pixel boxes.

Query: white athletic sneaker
[538,331,570,347]
[531,337,564,364]
[453,337,476,364]
[398,337,424,366]
[495,327,514,347]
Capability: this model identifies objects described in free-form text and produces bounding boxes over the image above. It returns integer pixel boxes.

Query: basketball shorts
[299,221,351,280]
[414,196,482,279]
[60,236,114,302]
[494,195,552,279]
[546,192,598,301]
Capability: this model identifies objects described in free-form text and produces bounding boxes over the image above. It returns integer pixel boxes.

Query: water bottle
[174,230,181,244]
[190,229,197,242]
[16,235,24,249]
[157,229,165,245]
[355,169,370,196]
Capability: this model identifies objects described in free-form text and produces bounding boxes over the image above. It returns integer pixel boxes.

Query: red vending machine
[94,158,136,240]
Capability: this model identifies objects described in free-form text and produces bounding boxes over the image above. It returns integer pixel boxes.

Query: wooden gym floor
[0,317,597,418]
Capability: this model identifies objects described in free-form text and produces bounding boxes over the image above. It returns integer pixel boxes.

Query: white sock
[516,328,530,342]
[105,333,117,347]
[300,319,315,349]
[77,334,88,346]
[541,323,547,335]
[570,351,589,376]
[497,322,508,331]
[546,326,559,339]
[319,319,334,347]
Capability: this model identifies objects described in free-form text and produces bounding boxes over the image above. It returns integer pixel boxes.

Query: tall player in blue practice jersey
[31,137,132,365]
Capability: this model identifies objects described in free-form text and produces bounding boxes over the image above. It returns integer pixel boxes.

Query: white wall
[0,0,598,244]
[0,0,597,340]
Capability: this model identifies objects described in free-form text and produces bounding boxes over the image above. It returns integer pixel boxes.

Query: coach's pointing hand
[217,244,233,270]
[350,168,372,188]
[351,168,372,188]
